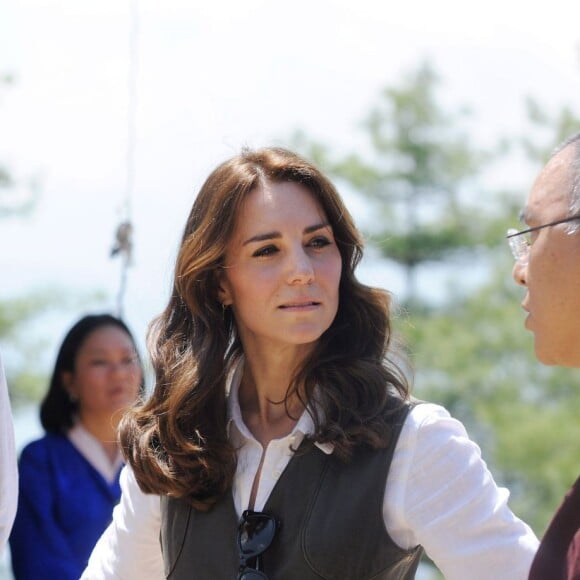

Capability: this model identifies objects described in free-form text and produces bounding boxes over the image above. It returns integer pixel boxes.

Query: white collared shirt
[67,422,124,485]
[82,363,539,580]
[0,351,18,554]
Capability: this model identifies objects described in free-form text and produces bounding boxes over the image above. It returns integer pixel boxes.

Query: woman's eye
[252,245,278,257]
[90,360,108,366]
[308,236,332,248]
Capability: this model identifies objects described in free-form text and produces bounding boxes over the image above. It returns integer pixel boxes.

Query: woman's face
[218,181,342,358]
[63,325,142,420]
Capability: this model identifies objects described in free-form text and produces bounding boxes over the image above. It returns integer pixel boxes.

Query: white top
[82,363,539,580]
[68,422,124,485]
[0,351,18,554]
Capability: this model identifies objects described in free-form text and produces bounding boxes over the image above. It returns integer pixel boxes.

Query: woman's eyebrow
[242,222,330,246]
[305,222,330,234]
[242,231,281,246]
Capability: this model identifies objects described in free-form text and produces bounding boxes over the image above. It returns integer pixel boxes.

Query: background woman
[83,148,538,579]
[10,314,142,580]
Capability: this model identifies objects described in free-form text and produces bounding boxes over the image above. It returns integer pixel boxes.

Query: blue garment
[9,433,122,580]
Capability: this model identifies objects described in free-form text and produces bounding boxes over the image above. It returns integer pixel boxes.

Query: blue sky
[1,0,580,366]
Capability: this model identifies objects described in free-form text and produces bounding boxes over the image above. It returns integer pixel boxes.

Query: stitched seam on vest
[302,404,422,579]
[377,403,415,545]
[368,546,424,580]
[165,499,193,579]
[300,450,333,578]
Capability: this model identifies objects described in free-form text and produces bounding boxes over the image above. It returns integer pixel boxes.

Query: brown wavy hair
[120,147,411,510]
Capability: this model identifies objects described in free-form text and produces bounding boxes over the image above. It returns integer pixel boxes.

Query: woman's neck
[78,412,120,464]
[238,349,308,446]
[241,340,313,392]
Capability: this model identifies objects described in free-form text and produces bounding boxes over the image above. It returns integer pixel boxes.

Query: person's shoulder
[20,432,69,459]
[406,400,452,426]
[402,401,470,447]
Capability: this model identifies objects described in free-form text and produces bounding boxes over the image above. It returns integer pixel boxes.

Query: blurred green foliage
[0,75,66,404]
[0,76,48,402]
[288,60,580,537]
[402,266,580,533]
[0,75,38,218]
[291,61,504,303]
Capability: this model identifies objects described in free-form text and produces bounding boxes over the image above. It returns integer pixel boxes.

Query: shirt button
[272,469,281,479]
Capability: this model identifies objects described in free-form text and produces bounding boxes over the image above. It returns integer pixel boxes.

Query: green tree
[402,265,580,533]
[0,73,38,218]
[0,73,58,403]
[292,61,497,305]
[398,93,580,534]
[286,62,580,538]
[521,96,580,163]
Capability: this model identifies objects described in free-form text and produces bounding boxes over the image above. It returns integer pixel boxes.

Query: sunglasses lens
[238,570,269,580]
[238,514,277,557]
[237,511,279,580]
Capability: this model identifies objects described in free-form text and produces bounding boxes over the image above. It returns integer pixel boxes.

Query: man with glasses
[507,132,580,579]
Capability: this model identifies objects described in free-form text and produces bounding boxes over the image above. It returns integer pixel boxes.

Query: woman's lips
[279,300,320,310]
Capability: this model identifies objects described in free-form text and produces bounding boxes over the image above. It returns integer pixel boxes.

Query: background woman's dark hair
[40,313,142,434]
[121,147,411,510]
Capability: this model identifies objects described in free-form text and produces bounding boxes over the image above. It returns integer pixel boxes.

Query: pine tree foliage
[287,62,580,535]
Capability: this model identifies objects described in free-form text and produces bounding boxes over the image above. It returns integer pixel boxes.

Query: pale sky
[1,0,580,366]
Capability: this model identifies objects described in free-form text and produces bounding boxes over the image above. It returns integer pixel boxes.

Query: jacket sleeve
[9,441,80,580]
[81,465,164,580]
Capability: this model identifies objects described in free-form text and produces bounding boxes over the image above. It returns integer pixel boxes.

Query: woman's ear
[62,371,72,390]
[216,271,233,306]
[217,288,232,306]
[62,371,79,402]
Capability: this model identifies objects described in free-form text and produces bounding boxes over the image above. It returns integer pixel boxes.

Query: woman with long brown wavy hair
[83,147,538,580]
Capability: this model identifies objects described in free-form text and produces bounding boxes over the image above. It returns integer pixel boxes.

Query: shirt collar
[67,420,124,484]
[226,357,334,455]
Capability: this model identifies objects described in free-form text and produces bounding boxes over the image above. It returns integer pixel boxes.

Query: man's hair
[552,131,580,232]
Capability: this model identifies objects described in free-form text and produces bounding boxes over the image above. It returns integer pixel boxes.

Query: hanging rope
[111,0,139,319]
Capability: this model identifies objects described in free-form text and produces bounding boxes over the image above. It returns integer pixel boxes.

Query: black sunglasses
[236,510,279,580]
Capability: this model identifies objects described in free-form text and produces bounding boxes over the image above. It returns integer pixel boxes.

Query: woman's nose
[108,360,133,375]
[287,248,314,285]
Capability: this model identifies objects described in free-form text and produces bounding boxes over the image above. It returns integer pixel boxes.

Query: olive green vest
[160,404,423,579]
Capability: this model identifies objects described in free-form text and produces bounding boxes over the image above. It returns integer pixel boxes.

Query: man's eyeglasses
[237,510,279,580]
[506,214,580,264]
